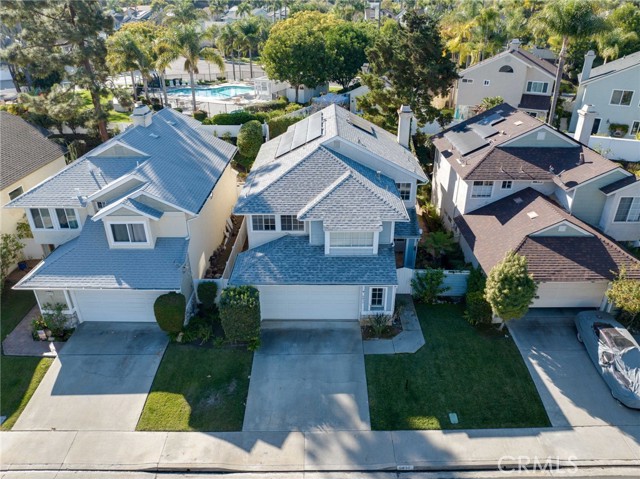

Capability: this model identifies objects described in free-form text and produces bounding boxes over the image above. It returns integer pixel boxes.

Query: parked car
[575,311,640,409]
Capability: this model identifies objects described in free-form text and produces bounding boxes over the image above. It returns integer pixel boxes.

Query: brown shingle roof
[454,188,640,282]
[0,112,66,190]
[512,49,557,77]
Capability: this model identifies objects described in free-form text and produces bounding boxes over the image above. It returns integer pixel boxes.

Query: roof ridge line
[346,165,409,219]
[298,169,352,219]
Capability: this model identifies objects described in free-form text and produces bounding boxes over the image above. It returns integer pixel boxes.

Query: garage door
[259,285,360,320]
[531,282,608,308]
[73,289,167,322]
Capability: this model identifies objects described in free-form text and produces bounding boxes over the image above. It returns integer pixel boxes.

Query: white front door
[259,285,360,320]
[73,289,167,322]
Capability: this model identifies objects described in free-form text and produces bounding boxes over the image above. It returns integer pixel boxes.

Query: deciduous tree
[606,269,640,329]
[485,251,537,323]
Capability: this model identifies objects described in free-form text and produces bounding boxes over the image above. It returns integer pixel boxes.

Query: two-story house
[569,50,640,138]
[228,104,427,321]
[431,103,640,309]
[6,105,238,323]
[452,40,557,121]
[1,112,67,266]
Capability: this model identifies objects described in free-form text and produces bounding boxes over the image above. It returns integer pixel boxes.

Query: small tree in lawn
[1,233,24,292]
[485,251,537,325]
[237,120,264,163]
[606,269,640,331]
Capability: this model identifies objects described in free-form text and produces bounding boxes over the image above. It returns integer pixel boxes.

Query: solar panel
[275,130,294,158]
[444,129,489,156]
[306,112,323,142]
[470,123,499,139]
[291,117,309,150]
[348,113,373,135]
[479,112,505,126]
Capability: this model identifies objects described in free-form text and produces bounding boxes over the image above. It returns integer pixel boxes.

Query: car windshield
[594,322,635,351]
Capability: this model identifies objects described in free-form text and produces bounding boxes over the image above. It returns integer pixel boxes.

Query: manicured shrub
[245,98,288,113]
[197,282,218,311]
[219,286,260,344]
[193,109,208,121]
[464,291,493,326]
[485,251,537,322]
[267,114,304,139]
[237,120,264,162]
[466,266,486,294]
[203,111,259,125]
[411,269,449,304]
[154,292,186,333]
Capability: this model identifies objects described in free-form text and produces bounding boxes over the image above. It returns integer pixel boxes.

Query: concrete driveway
[509,309,640,428]
[243,321,370,432]
[13,322,167,431]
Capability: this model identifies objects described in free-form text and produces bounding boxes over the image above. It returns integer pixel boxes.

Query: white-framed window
[110,222,148,243]
[30,208,54,230]
[483,80,490,86]
[610,90,634,106]
[461,78,473,83]
[55,208,79,229]
[631,121,640,135]
[471,181,493,198]
[330,231,374,247]
[8,186,23,200]
[526,81,549,94]
[614,197,640,222]
[501,180,513,189]
[95,201,107,210]
[280,215,304,231]
[396,182,411,201]
[370,287,385,311]
[252,214,276,231]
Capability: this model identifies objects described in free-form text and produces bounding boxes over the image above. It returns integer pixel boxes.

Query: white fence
[198,123,269,139]
[397,268,470,296]
[589,136,640,163]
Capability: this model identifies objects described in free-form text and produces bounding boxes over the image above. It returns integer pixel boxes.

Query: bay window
[55,208,79,229]
[330,231,374,247]
[30,208,54,229]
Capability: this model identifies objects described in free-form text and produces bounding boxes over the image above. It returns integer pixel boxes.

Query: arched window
[499,65,514,73]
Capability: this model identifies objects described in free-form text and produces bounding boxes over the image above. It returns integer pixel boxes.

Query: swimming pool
[169,85,254,99]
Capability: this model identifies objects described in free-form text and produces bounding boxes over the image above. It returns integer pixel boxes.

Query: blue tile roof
[394,208,421,238]
[14,218,188,290]
[229,235,398,286]
[122,198,164,219]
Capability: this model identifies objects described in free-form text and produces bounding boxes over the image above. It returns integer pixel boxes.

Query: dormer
[94,196,164,249]
[86,174,147,214]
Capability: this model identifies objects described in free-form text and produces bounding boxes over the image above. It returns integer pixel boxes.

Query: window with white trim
[95,201,107,210]
[8,186,23,200]
[280,215,304,231]
[330,231,374,247]
[30,208,54,229]
[110,223,148,243]
[631,121,640,135]
[614,197,640,222]
[55,208,79,229]
[526,81,549,94]
[252,214,276,231]
[370,287,385,311]
[501,180,513,189]
[610,90,634,106]
[471,181,493,198]
[396,182,411,201]
[483,79,490,86]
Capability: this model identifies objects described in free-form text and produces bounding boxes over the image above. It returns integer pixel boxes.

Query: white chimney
[508,39,521,51]
[574,104,597,146]
[580,50,596,83]
[131,103,153,127]
[397,105,413,148]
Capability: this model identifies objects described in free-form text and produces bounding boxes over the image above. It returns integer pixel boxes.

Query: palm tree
[106,30,144,101]
[421,231,456,268]
[234,16,269,79]
[170,24,225,112]
[533,0,606,123]
[209,0,228,20]
[237,1,253,18]
[217,23,240,81]
[153,31,177,106]
[164,0,207,25]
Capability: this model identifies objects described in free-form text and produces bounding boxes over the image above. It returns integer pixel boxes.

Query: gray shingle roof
[229,235,398,286]
[0,111,66,190]
[7,108,236,213]
[123,198,164,219]
[14,218,188,290]
[394,208,421,238]
[583,51,640,84]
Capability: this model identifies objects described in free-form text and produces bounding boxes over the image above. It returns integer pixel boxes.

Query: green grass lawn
[1,357,53,430]
[366,303,550,430]
[137,344,253,431]
[77,90,131,124]
[1,288,37,341]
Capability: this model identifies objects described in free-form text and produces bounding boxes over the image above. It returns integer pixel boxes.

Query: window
[499,65,514,73]
[110,223,148,243]
[461,78,473,83]
[280,215,304,231]
[252,214,276,231]
[501,180,513,189]
[614,197,640,222]
[30,208,54,229]
[8,186,23,200]
[95,201,107,210]
[592,118,602,135]
[483,80,490,86]
[610,90,634,106]
[55,209,79,229]
[631,121,640,135]
[526,81,549,94]
[330,231,374,247]
[370,288,385,311]
[396,183,411,201]
[471,181,493,198]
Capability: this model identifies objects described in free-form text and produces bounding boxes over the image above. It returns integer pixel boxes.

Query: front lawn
[366,303,550,430]
[1,357,53,430]
[1,288,37,341]
[137,344,253,431]
[77,90,131,124]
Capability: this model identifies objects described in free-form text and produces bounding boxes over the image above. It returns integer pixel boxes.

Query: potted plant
[17,253,28,271]
[609,123,629,137]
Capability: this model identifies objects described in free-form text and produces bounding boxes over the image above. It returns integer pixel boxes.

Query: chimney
[574,104,597,146]
[131,102,153,127]
[397,105,413,148]
[580,50,596,83]
[508,39,521,51]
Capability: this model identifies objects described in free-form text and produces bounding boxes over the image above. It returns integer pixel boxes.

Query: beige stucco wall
[187,164,238,279]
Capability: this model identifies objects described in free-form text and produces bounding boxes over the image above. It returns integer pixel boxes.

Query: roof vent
[149,133,160,139]
[577,152,585,165]
[513,197,523,204]
[527,211,538,219]
[549,165,555,174]
[514,121,523,126]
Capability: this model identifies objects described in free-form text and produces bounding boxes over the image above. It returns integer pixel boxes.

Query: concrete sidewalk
[1,426,639,472]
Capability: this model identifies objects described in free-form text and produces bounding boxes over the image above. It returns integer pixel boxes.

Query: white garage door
[259,285,360,320]
[531,282,608,308]
[73,289,167,322]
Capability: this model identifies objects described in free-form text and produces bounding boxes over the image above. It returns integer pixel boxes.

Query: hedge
[193,110,207,122]
[237,120,264,161]
[219,286,260,343]
[245,98,288,113]
[197,282,218,311]
[267,114,305,139]
[202,111,268,126]
[154,292,186,333]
